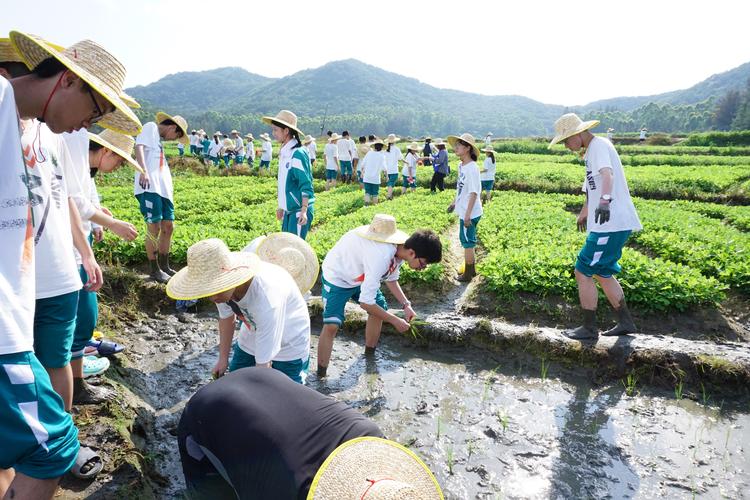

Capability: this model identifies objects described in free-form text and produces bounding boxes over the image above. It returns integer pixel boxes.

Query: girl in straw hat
[446,133,483,282]
[549,113,642,340]
[245,133,256,168]
[402,142,420,194]
[324,133,341,189]
[262,110,316,240]
[177,368,443,499]
[208,132,223,166]
[134,111,189,283]
[316,214,442,377]
[259,132,273,175]
[166,237,314,383]
[480,145,497,202]
[359,137,387,205]
[303,134,317,167]
[384,133,403,200]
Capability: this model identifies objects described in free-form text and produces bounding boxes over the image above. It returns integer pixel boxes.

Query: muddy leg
[316,324,339,376]
[364,314,383,351]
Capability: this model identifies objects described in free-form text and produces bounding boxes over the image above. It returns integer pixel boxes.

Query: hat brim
[256,232,320,294]
[386,136,401,143]
[355,225,409,245]
[156,111,190,145]
[446,135,480,158]
[0,38,24,64]
[262,116,304,139]
[166,252,260,300]
[119,91,141,109]
[88,132,144,174]
[10,31,142,136]
[548,119,600,148]
[308,437,443,500]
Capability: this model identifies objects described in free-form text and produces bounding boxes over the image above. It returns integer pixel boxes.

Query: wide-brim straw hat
[155,111,189,145]
[482,145,495,153]
[10,31,141,135]
[548,113,600,148]
[432,138,446,147]
[303,134,314,145]
[166,239,261,300]
[0,37,24,63]
[245,133,255,140]
[406,142,420,152]
[355,214,408,245]
[368,136,384,147]
[230,129,240,135]
[308,437,443,500]
[447,133,480,158]
[119,91,141,109]
[260,133,272,141]
[329,133,342,141]
[386,133,400,144]
[262,109,304,138]
[88,129,144,174]
[255,233,319,294]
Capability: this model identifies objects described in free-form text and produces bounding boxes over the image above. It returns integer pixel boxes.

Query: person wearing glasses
[315,214,442,377]
[134,111,189,283]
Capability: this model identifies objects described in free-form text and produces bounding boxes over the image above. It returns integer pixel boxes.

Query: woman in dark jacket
[429,138,449,192]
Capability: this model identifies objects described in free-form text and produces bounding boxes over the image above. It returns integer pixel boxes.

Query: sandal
[86,339,125,356]
[83,355,110,378]
[70,446,103,479]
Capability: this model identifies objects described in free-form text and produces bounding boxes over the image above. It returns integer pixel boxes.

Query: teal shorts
[72,264,98,360]
[259,160,271,169]
[325,169,338,180]
[340,160,352,175]
[234,155,245,165]
[459,216,482,249]
[481,180,494,191]
[209,155,219,165]
[136,192,175,224]
[321,276,388,326]
[402,175,416,189]
[364,182,380,197]
[386,173,399,187]
[228,344,310,384]
[575,230,632,278]
[0,351,79,478]
[281,204,314,240]
[34,290,79,369]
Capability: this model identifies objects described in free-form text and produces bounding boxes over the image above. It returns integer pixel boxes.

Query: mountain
[126,67,275,115]
[582,61,750,112]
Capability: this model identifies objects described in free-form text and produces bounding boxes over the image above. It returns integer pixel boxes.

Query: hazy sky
[3,0,749,106]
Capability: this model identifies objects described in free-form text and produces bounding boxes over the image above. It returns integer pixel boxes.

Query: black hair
[31,57,91,94]
[373,143,384,152]
[272,120,302,149]
[386,143,392,152]
[160,119,184,138]
[326,130,333,137]
[487,152,495,163]
[342,130,349,137]
[436,143,446,150]
[0,61,30,78]
[88,142,106,177]
[404,230,442,264]
[368,135,375,141]
[359,136,366,143]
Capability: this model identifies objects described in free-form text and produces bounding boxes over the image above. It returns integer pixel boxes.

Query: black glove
[594,201,611,224]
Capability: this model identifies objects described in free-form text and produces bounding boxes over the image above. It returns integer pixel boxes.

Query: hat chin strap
[39,71,66,125]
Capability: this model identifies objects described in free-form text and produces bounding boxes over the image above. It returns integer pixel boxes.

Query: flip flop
[70,446,103,479]
[83,355,110,378]
[86,339,126,356]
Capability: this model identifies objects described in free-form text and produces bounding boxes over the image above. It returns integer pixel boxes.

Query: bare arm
[212,316,235,378]
[385,280,416,322]
[68,199,103,291]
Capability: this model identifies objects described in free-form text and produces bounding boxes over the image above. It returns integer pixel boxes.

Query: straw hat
[432,138,446,147]
[386,133,400,144]
[10,31,141,135]
[261,109,304,137]
[308,437,443,500]
[231,129,240,135]
[119,91,141,109]
[0,37,24,63]
[482,145,495,153]
[607,128,614,132]
[424,136,432,141]
[329,133,342,142]
[245,133,255,140]
[88,129,144,174]
[260,133,272,142]
[155,112,189,145]
[166,239,261,300]
[406,142,420,152]
[303,134,314,145]
[368,136,385,147]
[255,233,319,294]
[548,113,600,148]
[213,131,222,137]
[447,133,480,158]
[355,214,408,245]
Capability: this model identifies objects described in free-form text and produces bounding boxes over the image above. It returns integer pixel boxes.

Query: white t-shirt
[62,129,96,241]
[21,120,82,300]
[322,229,402,305]
[324,142,339,170]
[306,140,316,161]
[261,140,273,161]
[0,77,36,354]
[402,152,418,177]
[639,130,646,140]
[480,157,496,181]
[216,260,310,364]
[583,136,642,233]
[385,145,403,175]
[133,122,174,201]
[360,150,386,184]
[233,136,245,155]
[453,161,483,220]
[338,138,355,161]
[247,140,256,160]
[209,139,223,157]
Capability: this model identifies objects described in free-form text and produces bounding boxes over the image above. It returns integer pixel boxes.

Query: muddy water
[115,311,750,500]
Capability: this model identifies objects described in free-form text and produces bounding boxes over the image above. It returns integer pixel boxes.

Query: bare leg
[364,314,383,349]
[575,269,598,310]
[316,323,339,373]
[45,365,73,412]
[594,275,624,308]
[71,357,83,379]
[158,220,174,255]
[464,247,475,266]
[1,469,59,500]
[145,223,160,260]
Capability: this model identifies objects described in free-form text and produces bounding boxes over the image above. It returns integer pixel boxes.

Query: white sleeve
[252,292,286,364]
[59,137,97,221]
[359,252,391,305]
[216,302,234,319]
[586,141,611,175]
[467,167,481,195]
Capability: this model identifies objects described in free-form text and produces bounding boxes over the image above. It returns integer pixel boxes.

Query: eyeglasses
[86,86,106,124]
[416,258,428,270]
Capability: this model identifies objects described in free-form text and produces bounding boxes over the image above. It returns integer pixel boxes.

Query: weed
[540,358,549,381]
[622,372,639,396]
[446,445,455,475]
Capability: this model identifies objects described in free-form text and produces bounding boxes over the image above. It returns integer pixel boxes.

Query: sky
[3,0,750,106]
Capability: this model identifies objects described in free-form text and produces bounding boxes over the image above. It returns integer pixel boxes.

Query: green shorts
[0,351,79,478]
[325,169,338,180]
[72,264,98,360]
[386,173,399,187]
[34,290,79,369]
[228,344,310,384]
[575,230,632,278]
[259,160,271,169]
[136,192,175,224]
[321,276,388,326]
[481,180,494,191]
[459,216,482,249]
[281,204,314,240]
[402,175,416,189]
[340,160,353,175]
[364,182,380,197]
